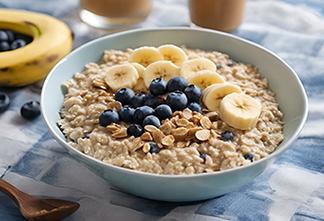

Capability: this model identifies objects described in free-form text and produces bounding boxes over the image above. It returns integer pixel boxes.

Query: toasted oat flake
[143,143,151,153]
[183,108,193,119]
[144,125,159,133]
[92,79,107,90]
[151,129,165,143]
[107,101,122,110]
[210,129,219,138]
[172,127,189,137]
[112,127,128,138]
[176,118,190,127]
[205,111,219,121]
[141,132,153,141]
[132,138,145,152]
[191,115,201,124]
[200,116,212,129]
[161,135,175,146]
[195,129,211,141]
[106,123,121,133]
[160,121,173,135]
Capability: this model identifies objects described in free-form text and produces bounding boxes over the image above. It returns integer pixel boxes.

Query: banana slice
[203,83,242,111]
[133,78,147,92]
[143,60,180,87]
[219,93,262,130]
[131,62,147,91]
[158,44,187,66]
[180,58,216,79]
[131,62,145,78]
[104,64,139,91]
[128,46,163,67]
[187,70,225,89]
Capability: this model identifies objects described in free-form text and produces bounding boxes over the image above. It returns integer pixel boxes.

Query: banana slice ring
[158,44,187,66]
[128,46,163,67]
[202,82,242,111]
[219,93,262,130]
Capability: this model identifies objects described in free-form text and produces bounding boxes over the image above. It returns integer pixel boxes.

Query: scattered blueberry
[127,124,144,137]
[187,102,202,113]
[0,41,10,52]
[143,115,161,128]
[149,142,160,154]
[144,94,162,108]
[114,88,135,105]
[0,30,8,41]
[244,153,254,162]
[118,106,134,123]
[133,106,154,123]
[20,101,41,120]
[154,104,172,120]
[199,153,207,162]
[220,131,235,141]
[10,39,26,50]
[166,77,188,92]
[149,78,167,95]
[0,92,10,113]
[166,90,188,111]
[184,84,202,103]
[130,92,146,108]
[99,109,119,126]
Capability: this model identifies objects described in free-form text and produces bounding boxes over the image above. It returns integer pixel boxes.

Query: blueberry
[130,92,146,108]
[20,101,40,120]
[99,109,119,126]
[184,84,202,103]
[5,30,15,42]
[154,104,172,120]
[144,94,162,108]
[133,106,154,123]
[0,92,10,113]
[199,153,208,162]
[0,41,10,52]
[114,88,135,105]
[149,142,160,154]
[143,115,161,128]
[0,30,8,41]
[166,90,188,111]
[187,102,201,113]
[244,153,254,162]
[220,131,235,141]
[166,77,188,92]
[118,106,134,123]
[149,78,167,95]
[11,39,26,50]
[127,124,144,137]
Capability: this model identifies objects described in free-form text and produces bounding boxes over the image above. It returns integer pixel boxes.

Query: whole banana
[0,9,73,86]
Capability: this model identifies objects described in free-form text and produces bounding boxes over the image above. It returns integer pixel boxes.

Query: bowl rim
[41,27,308,178]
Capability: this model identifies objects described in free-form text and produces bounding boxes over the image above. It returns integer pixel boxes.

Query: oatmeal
[58,45,284,175]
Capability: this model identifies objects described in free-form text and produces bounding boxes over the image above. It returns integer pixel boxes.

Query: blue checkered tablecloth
[0,0,324,220]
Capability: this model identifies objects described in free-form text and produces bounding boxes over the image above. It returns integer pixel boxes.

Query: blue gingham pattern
[1,0,324,220]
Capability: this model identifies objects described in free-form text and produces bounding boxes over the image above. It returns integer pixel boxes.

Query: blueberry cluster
[99,77,202,137]
[0,29,33,52]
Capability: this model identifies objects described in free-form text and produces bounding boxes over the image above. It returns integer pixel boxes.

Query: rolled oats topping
[58,45,284,175]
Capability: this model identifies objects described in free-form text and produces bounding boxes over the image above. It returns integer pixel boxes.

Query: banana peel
[0,9,73,87]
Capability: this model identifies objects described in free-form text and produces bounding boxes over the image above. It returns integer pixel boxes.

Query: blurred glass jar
[189,0,246,32]
[80,0,152,29]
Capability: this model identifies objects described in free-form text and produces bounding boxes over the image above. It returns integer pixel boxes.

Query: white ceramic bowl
[41,28,308,202]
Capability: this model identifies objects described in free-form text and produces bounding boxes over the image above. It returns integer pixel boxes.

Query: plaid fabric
[0,0,323,220]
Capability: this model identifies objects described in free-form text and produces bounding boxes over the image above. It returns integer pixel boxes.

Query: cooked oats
[58,47,284,175]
